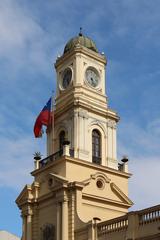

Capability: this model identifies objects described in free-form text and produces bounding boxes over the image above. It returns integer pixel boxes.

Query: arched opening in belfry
[92,129,101,164]
[59,130,65,150]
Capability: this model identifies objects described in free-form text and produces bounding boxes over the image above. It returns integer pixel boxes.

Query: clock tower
[16,32,132,240]
[48,31,119,169]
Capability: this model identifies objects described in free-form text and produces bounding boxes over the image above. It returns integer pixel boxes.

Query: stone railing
[138,204,160,225]
[34,148,74,170]
[97,204,160,240]
[98,215,128,238]
[39,149,63,168]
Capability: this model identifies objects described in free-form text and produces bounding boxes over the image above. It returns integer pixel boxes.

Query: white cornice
[55,45,106,69]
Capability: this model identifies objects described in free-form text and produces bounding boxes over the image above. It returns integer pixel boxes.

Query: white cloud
[0,134,46,190]
[0,2,39,48]
[118,117,160,209]
[0,0,63,82]
[130,156,160,210]
[0,1,42,57]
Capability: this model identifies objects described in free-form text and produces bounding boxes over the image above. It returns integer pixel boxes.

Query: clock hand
[91,77,96,86]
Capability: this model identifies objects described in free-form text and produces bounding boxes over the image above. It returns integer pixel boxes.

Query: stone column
[26,213,32,240]
[62,199,68,240]
[56,202,61,240]
[87,220,94,240]
[93,217,101,240]
[21,214,26,240]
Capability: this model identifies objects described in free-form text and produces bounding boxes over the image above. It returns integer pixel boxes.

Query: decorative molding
[111,182,133,205]
[69,62,73,67]
[74,111,79,117]
[82,172,111,186]
[82,193,132,208]
[107,120,117,129]
[89,120,107,138]
[91,172,111,183]
[15,184,32,207]
[49,173,69,183]
[78,110,89,119]
[46,173,69,192]
[54,123,68,137]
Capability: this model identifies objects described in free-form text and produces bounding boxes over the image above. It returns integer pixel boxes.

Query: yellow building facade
[16,33,160,240]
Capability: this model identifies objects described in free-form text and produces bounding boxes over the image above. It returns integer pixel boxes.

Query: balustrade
[98,215,128,236]
[138,205,160,225]
[97,205,160,239]
[39,149,74,168]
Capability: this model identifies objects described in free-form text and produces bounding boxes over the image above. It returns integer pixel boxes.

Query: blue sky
[1,0,160,237]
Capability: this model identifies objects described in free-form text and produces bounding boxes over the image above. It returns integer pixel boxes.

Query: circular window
[96,179,104,189]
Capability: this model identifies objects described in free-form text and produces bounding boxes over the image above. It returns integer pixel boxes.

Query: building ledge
[31,153,132,179]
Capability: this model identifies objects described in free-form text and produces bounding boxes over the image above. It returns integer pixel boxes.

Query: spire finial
[79,27,83,36]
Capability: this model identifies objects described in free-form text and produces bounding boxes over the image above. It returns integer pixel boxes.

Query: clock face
[85,68,99,88]
[62,68,72,89]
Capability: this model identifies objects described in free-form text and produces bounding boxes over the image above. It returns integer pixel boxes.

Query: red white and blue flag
[34,98,52,138]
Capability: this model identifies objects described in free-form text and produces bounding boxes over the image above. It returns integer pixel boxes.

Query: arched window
[59,131,65,150]
[92,129,101,164]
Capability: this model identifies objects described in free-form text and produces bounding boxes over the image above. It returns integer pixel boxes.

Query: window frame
[92,129,101,164]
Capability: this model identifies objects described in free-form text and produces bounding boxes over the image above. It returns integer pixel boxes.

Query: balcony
[38,149,74,169]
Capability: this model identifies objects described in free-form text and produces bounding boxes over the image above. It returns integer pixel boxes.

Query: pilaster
[21,206,33,240]
[21,214,26,240]
[126,212,139,240]
[62,198,69,240]
[56,202,61,240]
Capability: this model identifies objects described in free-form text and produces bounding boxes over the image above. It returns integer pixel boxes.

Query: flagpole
[51,90,55,155]
[46,95,54,156]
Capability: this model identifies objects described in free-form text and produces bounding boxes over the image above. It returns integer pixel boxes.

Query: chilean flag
[34,98,52,138]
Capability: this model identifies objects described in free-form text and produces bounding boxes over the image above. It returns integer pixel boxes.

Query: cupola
[64,29,98,54]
